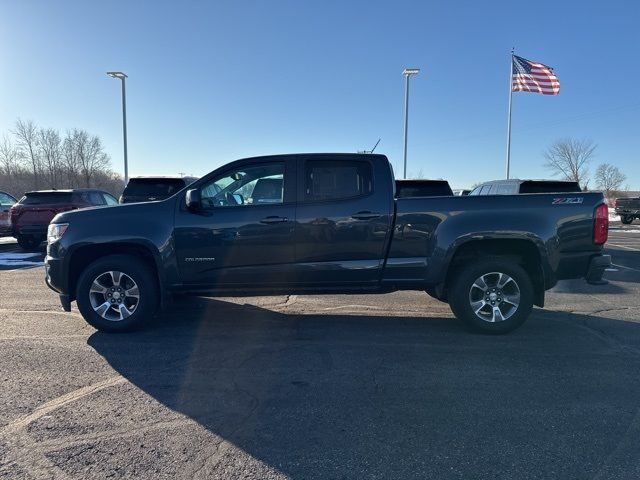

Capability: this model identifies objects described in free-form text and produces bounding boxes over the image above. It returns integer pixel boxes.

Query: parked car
[469,179,582,196]
[119,176,198,204]
[395,179,453,198]
[45,153,610,335]
[11,189,118,250]
[453,189,471,196]
[0,191,18,236]
[615,197,640,224]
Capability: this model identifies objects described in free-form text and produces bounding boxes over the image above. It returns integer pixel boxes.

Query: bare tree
[70,129,111,187]
[594,163,626,196]
[37,128,63,189]
[0,135,20,176]
[544,138,596,189]
[61,131,80,186]
[13,119,41,188]
[1,119,122,196]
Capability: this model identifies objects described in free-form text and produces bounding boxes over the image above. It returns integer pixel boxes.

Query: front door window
[200,163,284,208]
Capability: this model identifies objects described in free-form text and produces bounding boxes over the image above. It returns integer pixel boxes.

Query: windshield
[520,181,582,193]
[0,192,17,205]
[20,192,73,204]
[123,179,186,197]
[395,181,453,197]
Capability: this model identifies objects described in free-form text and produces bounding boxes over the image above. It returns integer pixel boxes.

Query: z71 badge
[552,197,584,205]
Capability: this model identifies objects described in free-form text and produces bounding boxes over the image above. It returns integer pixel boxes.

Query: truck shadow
[87,297,640,479]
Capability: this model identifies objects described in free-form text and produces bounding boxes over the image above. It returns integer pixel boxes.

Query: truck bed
[384,192,605,288]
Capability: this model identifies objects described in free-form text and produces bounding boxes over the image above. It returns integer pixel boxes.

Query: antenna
[357,138,381,154]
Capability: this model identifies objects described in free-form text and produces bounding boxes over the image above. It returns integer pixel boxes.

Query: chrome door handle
[260,216,288,224]
[351,211,380,220]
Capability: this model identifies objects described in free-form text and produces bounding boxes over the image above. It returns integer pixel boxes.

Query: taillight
[594,203,608,245]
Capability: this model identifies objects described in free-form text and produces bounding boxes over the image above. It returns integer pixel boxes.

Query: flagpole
[505,48,514,179]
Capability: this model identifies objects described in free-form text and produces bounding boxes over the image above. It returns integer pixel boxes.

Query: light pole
[402,68,420,179]
[107,71,129,183]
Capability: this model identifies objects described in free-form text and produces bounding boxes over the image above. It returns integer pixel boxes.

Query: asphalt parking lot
[1,223,639,479]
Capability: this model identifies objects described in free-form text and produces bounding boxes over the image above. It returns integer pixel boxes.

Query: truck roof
[24,188,105,195]
[479,179,579,184]
[130,175,197,179]
[229,153,388,162]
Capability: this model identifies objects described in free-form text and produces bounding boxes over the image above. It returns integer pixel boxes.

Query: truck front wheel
[621,215,634,225]
[448,258,534,334]
[76,255,159,332]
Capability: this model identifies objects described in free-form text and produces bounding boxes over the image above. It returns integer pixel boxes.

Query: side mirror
[185,188,201,210]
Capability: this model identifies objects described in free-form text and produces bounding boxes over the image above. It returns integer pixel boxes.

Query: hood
[52,196,176,224]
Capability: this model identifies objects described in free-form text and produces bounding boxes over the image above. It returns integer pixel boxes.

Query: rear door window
[74,192,97,205]
[103,193,118,205]
[89,192,106,205]
[304,160,373,201]
[496,184,517,195]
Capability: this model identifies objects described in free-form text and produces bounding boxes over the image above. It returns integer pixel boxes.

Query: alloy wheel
[468,272,521,323]
[88,271,140,322]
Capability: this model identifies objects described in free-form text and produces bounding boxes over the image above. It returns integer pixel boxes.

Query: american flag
[512,55,560,95]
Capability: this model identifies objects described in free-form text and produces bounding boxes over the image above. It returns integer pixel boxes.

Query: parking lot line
[612,263,640,274]
[608,243,640,252]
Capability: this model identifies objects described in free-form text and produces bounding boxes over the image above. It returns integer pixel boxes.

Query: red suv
[11,189,118,250]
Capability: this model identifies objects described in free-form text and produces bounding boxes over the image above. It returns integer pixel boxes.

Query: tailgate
[13,205,73,226]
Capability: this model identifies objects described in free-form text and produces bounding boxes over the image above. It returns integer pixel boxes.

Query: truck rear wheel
[621,215,634,225]
[76,255,159,332]
[449,258,533,334]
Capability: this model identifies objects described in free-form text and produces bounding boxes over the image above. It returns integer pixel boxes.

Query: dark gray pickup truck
[615,197,640,224]
[45,153,611,334]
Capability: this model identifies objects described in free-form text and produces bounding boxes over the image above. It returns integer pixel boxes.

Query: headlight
[47,223,69,244]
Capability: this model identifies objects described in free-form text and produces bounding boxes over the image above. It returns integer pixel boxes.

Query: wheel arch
[67,242,164,304]
[442,238,547,307]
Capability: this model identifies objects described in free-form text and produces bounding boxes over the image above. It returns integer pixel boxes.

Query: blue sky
[1,0,638,189]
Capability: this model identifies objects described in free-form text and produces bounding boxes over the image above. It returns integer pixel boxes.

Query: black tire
[17,234,41,251]
[76,254,159,332]
[621,215,634,225]
[448,258,534,334]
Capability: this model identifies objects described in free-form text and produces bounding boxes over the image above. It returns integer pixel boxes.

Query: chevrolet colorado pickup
[45,153,611,334]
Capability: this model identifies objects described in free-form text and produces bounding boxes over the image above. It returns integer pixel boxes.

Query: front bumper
[45,252,72,311]
[45,254,64,293]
